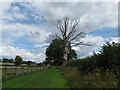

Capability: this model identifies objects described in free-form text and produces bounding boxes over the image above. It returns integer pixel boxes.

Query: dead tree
[53,17,91,65]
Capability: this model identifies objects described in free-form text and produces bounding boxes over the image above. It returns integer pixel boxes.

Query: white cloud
[1,23,51,45]
[0,2,13,21]
[29,2,118,33]
[0,2,29,21]
[12,12,28,20]
[81,35,106,46]
[1,2,118,42]
[34,43,49,48]
[1,0,119,2]
[110,37,119,43]
[0,45,45,63]
[72,36,120,58]
[1,2,118,31]
[72,35,106,58]
[28,30,51,43]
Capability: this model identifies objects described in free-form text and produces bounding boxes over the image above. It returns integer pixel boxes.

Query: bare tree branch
[70,32,86,42]
[71,42,92,46]
[80,43,92,46]
[71,42,83,46]
[49,34,55,39]
[63,17,69,39]
[66,19,79,41]
[54,33,62,40]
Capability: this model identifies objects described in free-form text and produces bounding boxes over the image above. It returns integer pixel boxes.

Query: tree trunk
[62,43,69,66]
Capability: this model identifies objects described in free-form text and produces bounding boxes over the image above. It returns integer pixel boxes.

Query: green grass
[2,69,70,88]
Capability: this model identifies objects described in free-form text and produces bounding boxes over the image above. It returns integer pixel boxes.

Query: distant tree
[22,61,27,64]
[2,58,9,63]
[45,38,77,66]
[2,58,14,63]
[8,59,14,63]
[37,62,46,67]
[14,55,23,66]
[27,61,35,66]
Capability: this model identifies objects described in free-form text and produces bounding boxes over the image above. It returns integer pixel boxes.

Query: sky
[0,1,119,63]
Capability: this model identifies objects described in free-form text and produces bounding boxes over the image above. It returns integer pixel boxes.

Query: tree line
[0,55,40,66]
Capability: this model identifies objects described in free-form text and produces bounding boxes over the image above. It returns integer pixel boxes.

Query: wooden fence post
[22,66,25,74]
[31,66,32,72]
[3,66,7,80]
[38,66,39,71]
[33,66,34,72]
[20,66,21,74]
[15,66,17,75]
[36,66,37,71]
[24,66,26,74]
[27,65,29,73]
[25,66,27,73]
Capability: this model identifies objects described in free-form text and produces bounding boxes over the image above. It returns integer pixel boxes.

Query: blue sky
[0,2,118,62]
[89,27,118,38]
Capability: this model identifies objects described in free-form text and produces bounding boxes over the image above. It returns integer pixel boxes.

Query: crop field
[2,69,70,88]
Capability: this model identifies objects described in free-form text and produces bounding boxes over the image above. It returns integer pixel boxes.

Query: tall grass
[60,66,118,88]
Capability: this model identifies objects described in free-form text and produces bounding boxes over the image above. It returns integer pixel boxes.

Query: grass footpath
[2,69,70,88]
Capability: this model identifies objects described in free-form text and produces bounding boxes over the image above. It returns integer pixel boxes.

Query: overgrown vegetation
[61,42,120,88]
[61,67,118,88]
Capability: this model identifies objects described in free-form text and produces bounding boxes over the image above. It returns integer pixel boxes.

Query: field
[2,69,70,88]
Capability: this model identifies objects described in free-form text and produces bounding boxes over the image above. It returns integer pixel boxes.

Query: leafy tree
[27,61,35,66]
[22,61,27,64]
[8,59,14,63]
[14,55,23,66]
[45,38,77,66]
[22,61,36,66]
[2,58,14,63]
[96,42,119,70]
[2,58,9,63]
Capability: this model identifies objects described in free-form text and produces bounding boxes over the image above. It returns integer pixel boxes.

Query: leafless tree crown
[55,17,90,46]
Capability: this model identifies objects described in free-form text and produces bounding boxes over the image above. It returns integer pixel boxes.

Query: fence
[2,66,48,80]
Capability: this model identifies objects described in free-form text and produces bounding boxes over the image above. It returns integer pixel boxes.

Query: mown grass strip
[2,69,70,88]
